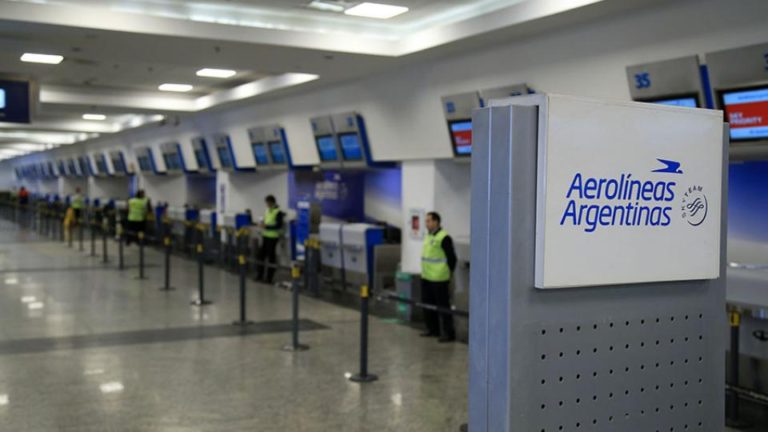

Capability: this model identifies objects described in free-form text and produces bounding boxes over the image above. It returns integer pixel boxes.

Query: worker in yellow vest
[70,187,85,223]
[256,195,285,284]
[420,211,457,343]
[126,189,151,245]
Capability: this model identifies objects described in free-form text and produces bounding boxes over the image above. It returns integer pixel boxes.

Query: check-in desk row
[318,222,400,294]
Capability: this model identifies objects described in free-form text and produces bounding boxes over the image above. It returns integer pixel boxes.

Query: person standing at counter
[420,211,457,343]
[71,187,85,223]
[256,195,285,284]
[126,190,151,246]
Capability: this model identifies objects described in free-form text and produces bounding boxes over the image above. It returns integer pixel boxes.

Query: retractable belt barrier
[159,221,175,291]
[191,223,212,306]
[349,284,377,383]
[233,228,253,327]
[376,292,470,318]
[282,264,309,352]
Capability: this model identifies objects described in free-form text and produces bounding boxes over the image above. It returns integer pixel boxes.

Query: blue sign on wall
[289,170,366,221]
[729,161,768,242]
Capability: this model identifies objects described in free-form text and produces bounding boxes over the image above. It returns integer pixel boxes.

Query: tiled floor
[0,220,468,431]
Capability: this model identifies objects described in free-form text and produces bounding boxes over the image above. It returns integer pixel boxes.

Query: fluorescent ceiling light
[197,68,236,79]
[344,2,408,19]
[308,1,345,13]
[20,53,64,64]
[83,113,106,121]
[158,83,193,92]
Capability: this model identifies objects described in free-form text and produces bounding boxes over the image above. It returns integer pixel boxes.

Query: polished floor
[0,219,467,431]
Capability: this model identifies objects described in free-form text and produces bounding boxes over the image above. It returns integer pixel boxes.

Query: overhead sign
[532,95,724,288]
[0,80,31,123]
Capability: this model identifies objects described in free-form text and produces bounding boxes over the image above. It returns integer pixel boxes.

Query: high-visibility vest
[421,229,451,282]
[127,197,148,222]
[262,207,282,239]
[71,194,85,209]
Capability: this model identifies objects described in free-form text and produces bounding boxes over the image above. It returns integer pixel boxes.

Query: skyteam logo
[559,158,694,233]
[681,186,708,226]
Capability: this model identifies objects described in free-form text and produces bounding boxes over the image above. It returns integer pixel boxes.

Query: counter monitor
[449,119,472,156]
[217,146,233,168]
[268,141,287,164]
[315,135,338,161]
[252,143,269,165]
[720,86,768,141]
[163,152,182,171]
[338,133,363,161]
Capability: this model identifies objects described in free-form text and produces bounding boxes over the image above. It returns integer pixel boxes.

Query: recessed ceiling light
[82,113,106,121]
[196,68,237,78]
[158,83,193,92]
[344,2,408,19]
[308,1,345,13]
[20,53,64,64]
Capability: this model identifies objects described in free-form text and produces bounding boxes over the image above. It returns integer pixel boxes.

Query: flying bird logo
[652,159,683,174]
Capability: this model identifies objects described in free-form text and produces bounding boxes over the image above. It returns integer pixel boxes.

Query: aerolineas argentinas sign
[533,95,723,289]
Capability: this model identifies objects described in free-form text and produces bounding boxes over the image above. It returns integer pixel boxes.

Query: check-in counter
[319,223,343,283]
[341,223,384,287]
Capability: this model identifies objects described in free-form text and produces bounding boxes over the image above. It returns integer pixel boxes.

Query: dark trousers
[421,279,455,338]
[257,237,279,283]
[125,220,145,245]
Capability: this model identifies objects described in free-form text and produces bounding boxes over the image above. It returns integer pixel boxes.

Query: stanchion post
[135,231,147,279]
[67,216,73,248]
[191,225,212,306]
[101,217,109,263]
[90,215,97,256]
[159,222,175,291]
[349,284,377,383]
[283,264,309,351]
[117,223,125,270]
[233,230,253,327]
[59,211,65,242]
[78,218,84,251]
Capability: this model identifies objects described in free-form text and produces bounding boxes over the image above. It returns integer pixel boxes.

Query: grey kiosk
[469,94,726,431]
[247,124,293,170]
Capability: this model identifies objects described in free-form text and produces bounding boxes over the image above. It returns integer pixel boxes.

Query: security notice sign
[531,95,724,289]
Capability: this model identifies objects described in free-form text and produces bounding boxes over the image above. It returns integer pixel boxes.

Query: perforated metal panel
[468,102,726,431]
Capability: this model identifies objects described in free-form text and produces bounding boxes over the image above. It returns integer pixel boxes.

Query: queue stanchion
[233,229,253,327]
[283,264,309,352]
[349,284,377,383]
[101,217,109,264]
[59,211,65,242]
[117,223,125,270]
[158,222,175,291]
[78,218,84,251]
[191,224,212,306]
[135,230,147,279]
[90,215,97,257]
[67,215,74,248]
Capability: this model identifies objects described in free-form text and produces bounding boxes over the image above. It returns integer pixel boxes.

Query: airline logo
[559,159,707,233]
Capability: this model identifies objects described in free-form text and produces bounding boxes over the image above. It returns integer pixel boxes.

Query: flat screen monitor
[252,142,270,165]
[217,146,233,168]
[194,148,209,170]
[137,155,152,172]
[67,159,78,176]
[164,152,182,171]
[720,86,768,141]
[338,133,363,161]
[646,96,699,108]
[95,155,108,174]
[268,141,287,164]
[449,119,472,156]
[0,80,30,124]
[78,157,91,176]
[58,161,67,176]
[315,135,338,162]
[47,161,57,177]
[111,154,127,174]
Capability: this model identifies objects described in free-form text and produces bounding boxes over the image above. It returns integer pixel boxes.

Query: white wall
[87,176,130,201]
